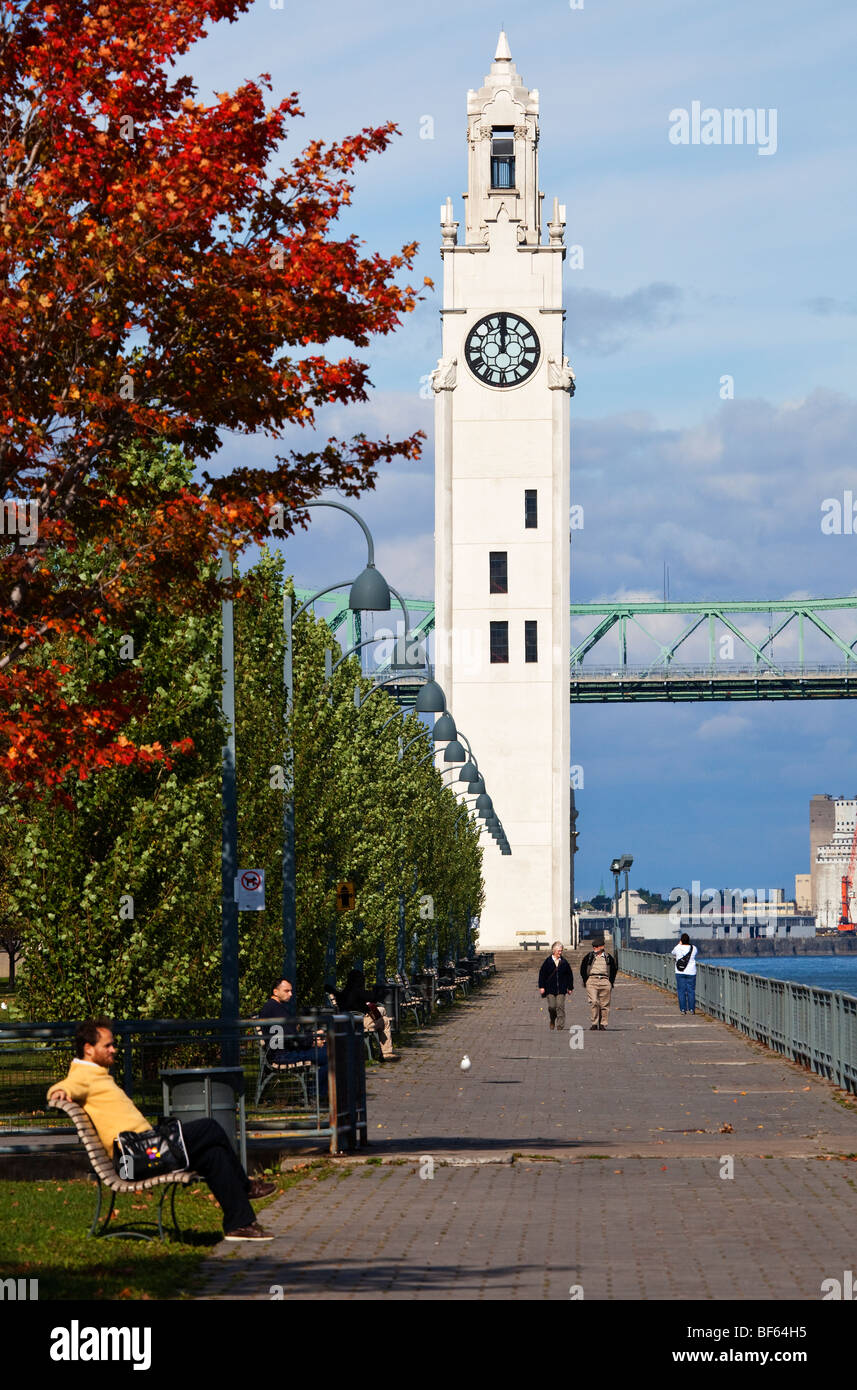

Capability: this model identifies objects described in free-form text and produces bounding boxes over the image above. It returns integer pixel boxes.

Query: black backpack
[676,945,693,972]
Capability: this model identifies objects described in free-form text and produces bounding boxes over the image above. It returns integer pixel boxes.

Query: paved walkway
[199,954,857,1300]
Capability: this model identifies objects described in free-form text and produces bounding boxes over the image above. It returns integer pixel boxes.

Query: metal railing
[619,948,857,1095]
[0,1013,367,1154]
[569,663,857,680]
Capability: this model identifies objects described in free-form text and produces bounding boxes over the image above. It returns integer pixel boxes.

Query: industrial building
[812,794,857,930]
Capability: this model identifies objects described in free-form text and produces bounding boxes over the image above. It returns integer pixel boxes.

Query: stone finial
[547,196,567,247]
[494,30,512,62]
[440,197,459,248]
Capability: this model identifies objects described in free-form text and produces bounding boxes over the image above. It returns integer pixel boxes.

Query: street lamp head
[469,775,486,795]
[348,564,391,612]
[433,710,457,742]
[459,760,478,783]
[610,858,622,874]
[475,793,493,813]
[443,739,466,763]
[416,679,446,713]
[620,853,634,871]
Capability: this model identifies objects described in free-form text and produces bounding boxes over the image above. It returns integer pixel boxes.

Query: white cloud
[697,714,751,740]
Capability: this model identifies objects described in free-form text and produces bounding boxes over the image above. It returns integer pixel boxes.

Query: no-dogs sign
[235,869,265,910]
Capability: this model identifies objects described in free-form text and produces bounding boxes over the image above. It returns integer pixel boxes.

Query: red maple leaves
[0,0,426,792]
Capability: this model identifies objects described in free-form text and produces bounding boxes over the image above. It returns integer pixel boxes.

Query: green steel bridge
[295,591,857,703]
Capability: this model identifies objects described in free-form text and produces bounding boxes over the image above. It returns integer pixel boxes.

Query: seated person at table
[47,1019,275,1241]
[258,978,328,1098]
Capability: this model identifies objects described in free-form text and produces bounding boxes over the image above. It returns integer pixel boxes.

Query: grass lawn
[0,1160,336,1300]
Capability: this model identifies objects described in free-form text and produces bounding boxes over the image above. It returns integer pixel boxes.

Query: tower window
[490,621,509,664]
[524,489,538,528]
[490,127,515,189]
[489,551,508,594]
[525,620,538,663]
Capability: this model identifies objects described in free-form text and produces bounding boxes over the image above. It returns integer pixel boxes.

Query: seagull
[460,1054,471,1071]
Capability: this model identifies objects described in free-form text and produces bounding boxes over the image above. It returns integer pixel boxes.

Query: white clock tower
[433,33,573,951]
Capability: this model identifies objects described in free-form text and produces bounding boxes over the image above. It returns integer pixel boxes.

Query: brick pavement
[198,954,857,1300]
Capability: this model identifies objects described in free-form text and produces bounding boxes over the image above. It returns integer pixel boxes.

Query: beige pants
[364,1005,394,1058]
[546,993,567,1030]
[586,978,612,1026]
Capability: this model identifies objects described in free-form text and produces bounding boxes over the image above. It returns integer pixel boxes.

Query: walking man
[537,941,574,1031]
[580,935,618,1030]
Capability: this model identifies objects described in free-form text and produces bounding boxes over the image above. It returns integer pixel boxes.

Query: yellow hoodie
[47,1059,151,1155]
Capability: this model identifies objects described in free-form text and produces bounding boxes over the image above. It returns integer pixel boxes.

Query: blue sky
[186,0,857,901]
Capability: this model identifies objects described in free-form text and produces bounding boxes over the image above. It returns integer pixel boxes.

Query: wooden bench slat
[48,1096,199,1193]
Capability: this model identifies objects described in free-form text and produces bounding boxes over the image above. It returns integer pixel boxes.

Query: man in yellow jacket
[49,1018,275,1241]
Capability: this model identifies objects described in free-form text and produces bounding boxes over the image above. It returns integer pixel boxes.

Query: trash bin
[160,1067,247,1171]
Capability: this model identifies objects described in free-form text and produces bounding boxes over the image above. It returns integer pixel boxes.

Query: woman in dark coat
[537,942,574,1031]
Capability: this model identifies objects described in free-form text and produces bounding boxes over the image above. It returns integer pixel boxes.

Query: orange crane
[839,819,857,930]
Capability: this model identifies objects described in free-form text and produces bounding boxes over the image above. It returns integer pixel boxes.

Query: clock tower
[433,33,574,950]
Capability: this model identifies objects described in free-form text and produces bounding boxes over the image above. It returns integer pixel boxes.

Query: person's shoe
[247,1180,277,1200]
[549,1021,555,1031]
[598,1025,607,1030]
[224,1222,274,1242]
[589,1024,598,1030]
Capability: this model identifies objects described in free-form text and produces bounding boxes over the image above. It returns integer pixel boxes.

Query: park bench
[456,956,491,987]
[439,960,470,998]
[422,966,456,1007]
[394,971,428,1027]
[515,932,550,951]
[255,1041,316,1107]
[411,970,438,1014]
[253,1023,323,1107]
[48,1095,199,1241]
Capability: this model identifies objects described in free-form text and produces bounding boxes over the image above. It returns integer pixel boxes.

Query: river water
[707,955,857,998]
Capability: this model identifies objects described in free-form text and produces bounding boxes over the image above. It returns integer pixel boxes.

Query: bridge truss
[296,591,857,704]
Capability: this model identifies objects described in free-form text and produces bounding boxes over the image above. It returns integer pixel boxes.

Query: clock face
[464,312,540,387]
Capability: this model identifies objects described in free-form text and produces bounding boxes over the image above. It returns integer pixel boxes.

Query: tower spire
[494,29,512,62]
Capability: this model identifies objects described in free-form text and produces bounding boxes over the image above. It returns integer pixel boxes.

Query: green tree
[9,540,483,1020]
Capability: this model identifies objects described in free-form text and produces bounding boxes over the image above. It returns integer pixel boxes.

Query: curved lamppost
[280,501,409,1002]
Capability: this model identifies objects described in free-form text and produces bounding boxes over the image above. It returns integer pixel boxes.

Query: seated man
[258,978,329,1099]
[47,1019,275,1241]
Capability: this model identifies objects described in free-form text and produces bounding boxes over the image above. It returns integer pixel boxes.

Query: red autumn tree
[0,0,426,792]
